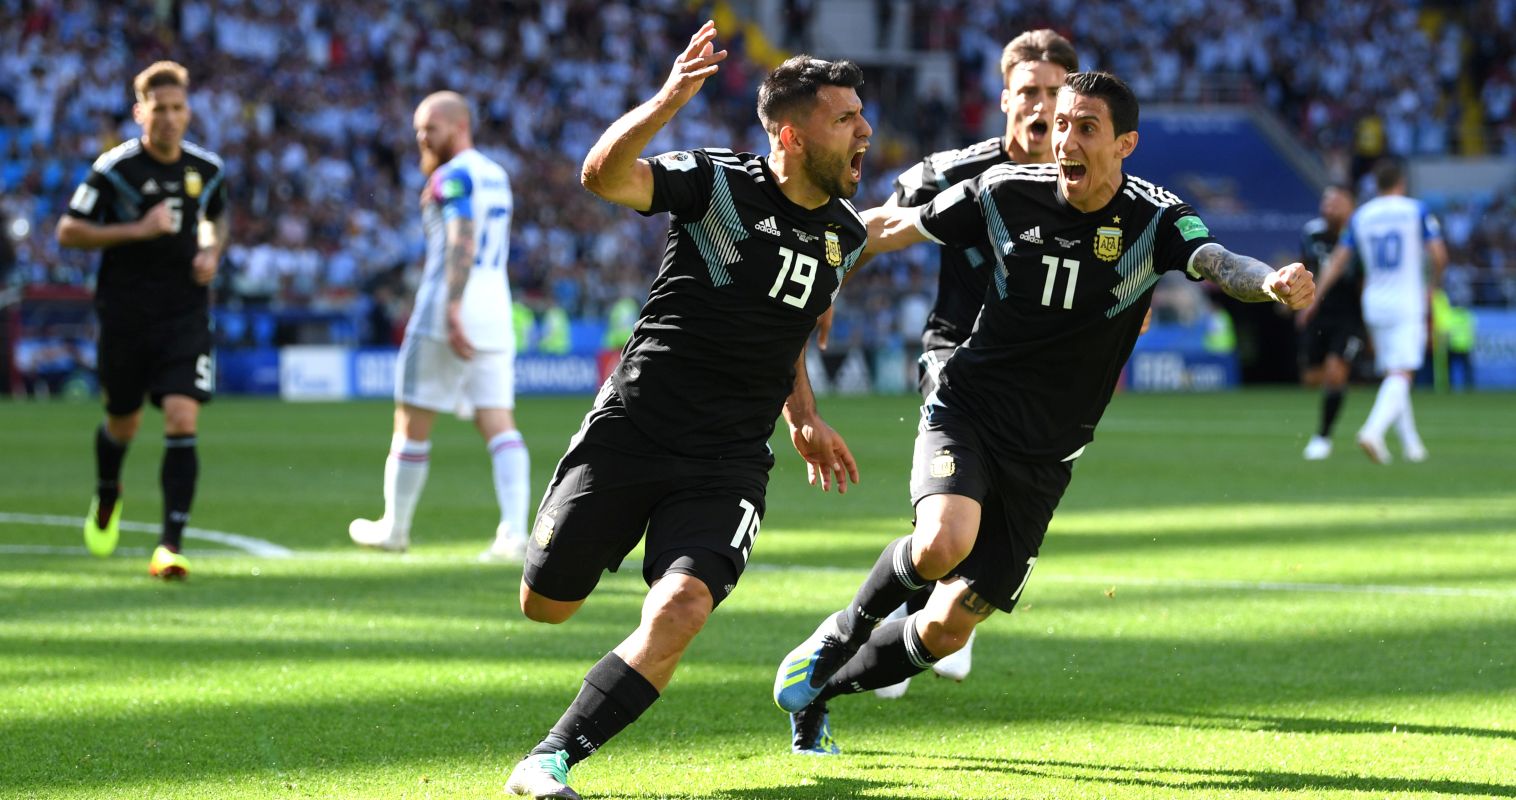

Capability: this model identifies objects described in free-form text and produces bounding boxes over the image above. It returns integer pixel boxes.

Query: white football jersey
[1341,194,1441,326]
[407,148,515,350]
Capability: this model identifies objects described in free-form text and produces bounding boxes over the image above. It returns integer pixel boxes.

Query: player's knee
[644,578,712,642]
[910,525,974,580]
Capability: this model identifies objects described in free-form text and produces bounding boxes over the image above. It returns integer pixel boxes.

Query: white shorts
[395,335,515,415]
[1368,317,1426,374]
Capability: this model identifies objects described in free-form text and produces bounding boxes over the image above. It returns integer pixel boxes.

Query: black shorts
[98,313,214,416]
[909,402,1074,613]
[525,400,771,607]
[916,346,957,400]
[1300,314,1365,368]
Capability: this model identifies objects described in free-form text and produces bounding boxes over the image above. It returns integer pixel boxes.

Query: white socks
[1360,373,1410,442]
[383,435,431,535]
[488,430,530,542]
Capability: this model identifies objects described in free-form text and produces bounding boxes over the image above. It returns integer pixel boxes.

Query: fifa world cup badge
[824,231,842,267]
[184,167,203,198]
[1094,225,1122,262]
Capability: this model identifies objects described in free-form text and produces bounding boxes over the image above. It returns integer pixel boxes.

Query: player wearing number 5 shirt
[1310,158,1447,464]
[58,61,228,580]
[347,91,532,563]
[503,23,869,800]
[771,72,1316,750]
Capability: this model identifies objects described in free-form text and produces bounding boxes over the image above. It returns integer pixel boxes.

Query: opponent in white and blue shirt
[1313,159,1447,464]
[350,91,532,562]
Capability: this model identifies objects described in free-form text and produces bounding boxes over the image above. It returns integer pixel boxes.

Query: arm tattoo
[444,217,475,302]
[956,590,997,619]
[1190,243,1274,302]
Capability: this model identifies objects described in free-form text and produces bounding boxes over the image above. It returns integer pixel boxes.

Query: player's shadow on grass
[1137,710,1516,742]
[617,774,892,800]
[848,750,1516,797]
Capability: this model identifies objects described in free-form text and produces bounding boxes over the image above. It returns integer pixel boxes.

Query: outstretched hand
[790,417,860,494]
[659,21,728,107]
[1263,262,1316,310]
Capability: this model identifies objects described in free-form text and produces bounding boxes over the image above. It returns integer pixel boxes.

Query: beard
[802,147,857,200]
[419,147,441,178]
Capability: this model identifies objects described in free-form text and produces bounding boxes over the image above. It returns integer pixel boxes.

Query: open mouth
[1060,158,1087,183]
[849,148,865,182]
[1027,120,1049,142]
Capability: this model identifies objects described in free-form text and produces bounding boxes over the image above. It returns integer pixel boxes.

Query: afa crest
[1094,225,1122,262]
[929,451,956,478]
[824,230,842,267]
[533,507,557,548]
[184,167,203,198]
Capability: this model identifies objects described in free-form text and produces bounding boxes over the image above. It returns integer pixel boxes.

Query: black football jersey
[892,137,1011,351]
[1300,216,1360,321]
[919,163,1219,462]
[65,138,228,326]
[616,148,867,458]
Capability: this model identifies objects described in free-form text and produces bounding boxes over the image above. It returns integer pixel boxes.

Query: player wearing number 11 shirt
[772,72,1317,753]
[504,23,868,800]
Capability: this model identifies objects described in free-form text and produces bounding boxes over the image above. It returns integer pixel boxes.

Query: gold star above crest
[1113,216,1121,223]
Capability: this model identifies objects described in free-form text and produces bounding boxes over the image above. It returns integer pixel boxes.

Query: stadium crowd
[1,0,1513,354]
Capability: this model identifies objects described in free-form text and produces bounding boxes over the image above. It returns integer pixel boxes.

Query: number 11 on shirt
[1041,255,1079,309]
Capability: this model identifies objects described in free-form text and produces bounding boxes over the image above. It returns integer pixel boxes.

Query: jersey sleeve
[640,148,715,219]
[1420,203,1442,242]
[916,175,988,250]
[1338,212,1359,252]
[431,165,474,222]
[891,155,944,208]
[1154,203,1220,279]
[202,164,229,221]
[64,167,118,223]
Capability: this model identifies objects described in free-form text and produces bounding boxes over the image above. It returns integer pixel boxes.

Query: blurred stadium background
[3,0,1515,399]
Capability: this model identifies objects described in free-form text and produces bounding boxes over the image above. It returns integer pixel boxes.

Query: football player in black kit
[774,71,1315,752]
[505,22,869,799]
[872,27,1080,699]
[1296,184,1361,460]
[58,61,228,580]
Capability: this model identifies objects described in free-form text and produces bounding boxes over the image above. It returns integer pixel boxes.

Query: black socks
[532,652,661,767]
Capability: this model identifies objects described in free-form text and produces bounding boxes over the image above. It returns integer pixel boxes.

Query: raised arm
[580,21,728,211]
[1190,242,1315,309]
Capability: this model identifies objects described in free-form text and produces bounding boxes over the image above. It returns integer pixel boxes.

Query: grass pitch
[1,389,1512,799]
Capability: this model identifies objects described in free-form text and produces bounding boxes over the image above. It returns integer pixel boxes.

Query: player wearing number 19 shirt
[773,72,1316,753]
[58,61,228,580]
[504,26,869,800]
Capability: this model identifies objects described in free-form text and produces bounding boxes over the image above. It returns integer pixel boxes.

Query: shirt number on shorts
[1040,256,1079,309]
[194,353,214,392]
[729,498,760,563]
[769,247,817,308]
[1010,556,1038,601]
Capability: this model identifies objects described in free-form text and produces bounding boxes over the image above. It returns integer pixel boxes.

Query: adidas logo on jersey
[141,178,160,194]
[1019,226,1043,245]
[755,216,782,236]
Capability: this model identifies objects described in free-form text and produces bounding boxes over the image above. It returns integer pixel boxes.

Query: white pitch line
[0,512,293,557]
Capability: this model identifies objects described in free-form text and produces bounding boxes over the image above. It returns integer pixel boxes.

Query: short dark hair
[1001,29,1079,79]
[1062,71,1138,136]
[757,55,864,135]
[134,60,189,102]
[1324,182,1355,201]
[1373,158,1406,192]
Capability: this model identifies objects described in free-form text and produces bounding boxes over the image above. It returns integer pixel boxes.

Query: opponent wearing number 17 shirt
[348,91,530,563]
